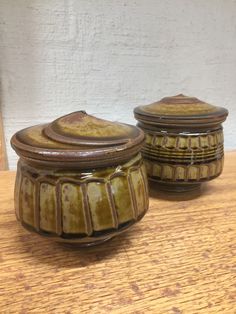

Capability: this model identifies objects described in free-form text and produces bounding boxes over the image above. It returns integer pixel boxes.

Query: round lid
[11,111,144,168]
[134,94,228,127]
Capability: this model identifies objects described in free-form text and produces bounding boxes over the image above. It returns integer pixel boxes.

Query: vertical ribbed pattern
[34,181,40,232]
[55,182,62,235]
[14,167,22,220]
[81,183,93,236]
[127,173,139,220]
[106,182,119,229]
[16,155,148,243]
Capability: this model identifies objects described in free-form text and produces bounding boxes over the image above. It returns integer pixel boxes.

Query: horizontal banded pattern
[145,158,223,182]
[141,127,225,184]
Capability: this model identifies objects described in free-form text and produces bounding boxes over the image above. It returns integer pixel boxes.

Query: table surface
[0,152,236,314]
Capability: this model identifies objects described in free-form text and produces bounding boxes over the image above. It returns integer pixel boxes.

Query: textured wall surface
[0,0,236,169]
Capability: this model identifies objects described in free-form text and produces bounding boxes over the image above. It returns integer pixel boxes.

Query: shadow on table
[15,223,136,269]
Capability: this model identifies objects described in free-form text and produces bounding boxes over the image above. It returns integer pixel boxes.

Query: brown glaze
[44,111,138,145]
[11,111,144,168]
[11,112,148,245]
[134,94,228,193]
[134,94,228,127]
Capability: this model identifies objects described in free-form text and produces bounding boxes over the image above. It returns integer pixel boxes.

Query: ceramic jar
[134,94,228,192]
[11,111,149,246]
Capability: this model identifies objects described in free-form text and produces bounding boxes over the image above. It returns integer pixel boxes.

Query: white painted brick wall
[0,0,236,169]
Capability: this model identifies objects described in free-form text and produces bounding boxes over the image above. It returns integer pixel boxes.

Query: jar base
[56,235,114,247]
[149,180,201,193]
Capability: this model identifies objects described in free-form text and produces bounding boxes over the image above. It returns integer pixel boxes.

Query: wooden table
[0,152,236,314]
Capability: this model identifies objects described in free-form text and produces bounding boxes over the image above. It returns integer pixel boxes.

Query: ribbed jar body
[14,153,149,246]
[140,124,224,191]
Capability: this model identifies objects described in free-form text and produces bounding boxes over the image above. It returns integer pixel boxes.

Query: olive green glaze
[11,111,144,168]
[15,153,148,245]
[12,112,148,246]
[134,94,228,127]
[39,183,57,232]
[134,94,228,192]
[61,183,86,234]
[20,177,35,226]
[45,111,137,145]
[139,96,219,116]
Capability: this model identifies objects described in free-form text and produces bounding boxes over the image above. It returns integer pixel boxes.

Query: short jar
[11,111,149,246]
[134,94,228,192]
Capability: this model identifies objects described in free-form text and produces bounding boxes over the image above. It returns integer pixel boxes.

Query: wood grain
[0,152,236,314]
[0,111,8,170]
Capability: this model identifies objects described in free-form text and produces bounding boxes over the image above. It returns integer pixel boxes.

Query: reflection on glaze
[15,153,149,244]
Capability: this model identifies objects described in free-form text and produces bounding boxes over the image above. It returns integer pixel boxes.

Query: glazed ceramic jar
[11,111,149,246]
[134,94,228,192]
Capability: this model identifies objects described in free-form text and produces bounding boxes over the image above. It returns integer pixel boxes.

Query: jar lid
[134,94,228,127]
[11,111,144,168]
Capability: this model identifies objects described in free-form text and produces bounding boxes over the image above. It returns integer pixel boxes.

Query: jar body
[14,153,149,246]
[140,124,224,192]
